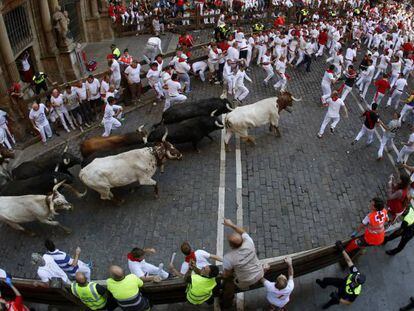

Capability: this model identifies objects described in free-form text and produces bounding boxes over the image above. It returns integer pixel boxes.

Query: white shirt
[147,37,163,53]
[180,250,211,274]
[0,268,6,278]
[166,80,181,97]
[264,279,294,308]
[345,48,356,61]
[227,46,240,61]
[110,60,121,80]
[378,55,389,69]
[103,103,121,121]
[50,94,66,113]
[233,70,252,88]
[208,48,222,64]
[86,78,101,100]
[0,110,6,126]
[322,70,334,85]
[22,58,30,71]
[125,65,142,84]
[394,78,407,91]
[75,83,88,101]
[37,254,70,284]
[146,69,160,87]
[391,60,402,74]
[192,61,207,73]
[100,80,110,96]
[326,98,345,118]
[128,259,150,278]
[275,60,286,75]
[261,54,272,66]
[29,104,49,127]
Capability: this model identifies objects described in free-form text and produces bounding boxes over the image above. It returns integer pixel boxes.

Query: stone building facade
[0,0,114,139]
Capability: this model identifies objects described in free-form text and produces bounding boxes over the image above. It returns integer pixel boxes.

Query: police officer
[316,241,366,309]
[383,204,414,255]
[298,8,309,24]
[71,271,117,310]
[32,72,49,94]
[111,44,121,60]
[106,265,150,311]
[184,261,219,305]
[252,22,264,33]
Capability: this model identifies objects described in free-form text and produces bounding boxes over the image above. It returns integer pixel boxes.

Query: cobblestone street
[1,35,413,310]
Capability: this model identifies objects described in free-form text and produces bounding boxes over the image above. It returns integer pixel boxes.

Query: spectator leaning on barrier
[221,218,264,308]
[127,247,169,282]
[71,271,117,311]
[184,260,219,306]
[106,265,150,311]
[0,275,30,311]
[316,241,366,310]
[29,102,52,145]
[31,253,70,285]
[44,239,92,281]
[86,74,102,119]
[261,256,294,311]
[124,60,142,104]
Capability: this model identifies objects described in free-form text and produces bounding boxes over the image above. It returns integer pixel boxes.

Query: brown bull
[80,125,148,158]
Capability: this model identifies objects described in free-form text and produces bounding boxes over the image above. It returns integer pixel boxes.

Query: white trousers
[321,82,331,102]
[318,114,340,135]
[235,85,249,101]
[355,124,374,144]
[274,75,287,92]
[374,67,386,80]
[256,46,266,65]
[399,104,414,123]
[377,134,395,158]
[37,123,53,143]
[341,85,352,102]
[315,44,325,57]
[295,50,305,66]
[167,94,187,108]
[372,91,385,105]
[359,78,372,98]
[386,90,403,109]
[102,117,122,137]
[56,110,75,132]
[74,261,91,281]
[246,47,253,67]
[263,65,274,82]
[397,146,414,163]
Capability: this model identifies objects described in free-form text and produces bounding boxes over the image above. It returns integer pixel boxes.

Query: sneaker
[330,127,334,133]
[351,140,357,145]
[317,134,323,138]
[214,81,220,85]
[65,128,71,133]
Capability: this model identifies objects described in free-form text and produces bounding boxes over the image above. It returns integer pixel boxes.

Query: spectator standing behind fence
[29,102,52,145]
[63,85,89,132]
[71,271,117,311]
[44,239,92,281]
[152,15,165,36]
[50,88,76,133]
[86,75,102,119]
[0,276,31,310]
[31,253,70,285]
[75,80,94,125]
[261,256,294,311]
[106,265,151,311]
[108,58,122,90]
[221,218,264,308]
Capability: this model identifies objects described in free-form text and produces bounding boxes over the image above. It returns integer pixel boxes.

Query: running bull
[0,172,86,197]
[148,115,224,151]
[224,92,301,150]
[80,125,148,158]
[12,145,81,180]
[0,180,73,235]
[160,98,233,124]
[79,132,182,201]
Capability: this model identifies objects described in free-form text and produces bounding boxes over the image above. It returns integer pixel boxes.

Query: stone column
[0,14,20,83]
[90,0,100,18]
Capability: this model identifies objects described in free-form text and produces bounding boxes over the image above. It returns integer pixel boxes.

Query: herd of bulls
[0,93,300,235]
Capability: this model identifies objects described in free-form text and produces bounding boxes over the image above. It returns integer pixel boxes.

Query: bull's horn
[210,109,218,117]
[62,183,87,198]
[137,124,145,132]
[291,96,302,102]
[53,180,66,192]
[226,103,234,111]
[166,150,172,160]
[162,129,168,142]
[63,158,70,165]
[215,120,224,128]
[54,163,60,172]
[63,143,69,153]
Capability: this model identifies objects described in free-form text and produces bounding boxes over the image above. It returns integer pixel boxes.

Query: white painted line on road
[235,135,245,311]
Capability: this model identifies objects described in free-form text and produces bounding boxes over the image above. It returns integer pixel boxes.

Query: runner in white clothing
[233,65,252,103]
[29,102,52,145]
[321,65,336,104]
[127,247,169,282]
[102,97,123,137]
[318,91,348,138]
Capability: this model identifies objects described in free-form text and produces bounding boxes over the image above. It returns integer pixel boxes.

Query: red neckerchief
[332,96,339,101]
[127,253,143,262]
[327,69,334,73]
[185,251,196,263]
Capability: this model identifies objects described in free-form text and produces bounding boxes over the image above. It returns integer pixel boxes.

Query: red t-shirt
[374,79,390,94]
[217,41,230,52]
[273,16,285,27]
[318,32,328,45]
[402,42,414,53]
[5,296,29,311]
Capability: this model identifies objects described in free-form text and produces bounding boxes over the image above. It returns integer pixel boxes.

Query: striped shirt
[47,249,78,276]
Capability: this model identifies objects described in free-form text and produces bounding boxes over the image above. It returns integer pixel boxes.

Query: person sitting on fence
[127,247,170,282]
[44,239,92,281]
[152,15,165,36]
[31,253,70,285]
[316,241,366,309]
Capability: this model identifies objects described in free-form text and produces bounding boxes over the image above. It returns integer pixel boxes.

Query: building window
[4,5,33,55]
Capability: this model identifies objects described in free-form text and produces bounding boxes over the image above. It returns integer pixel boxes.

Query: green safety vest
[112,47,121,59]
[404,207,414,226]
[253,23,264,31]
[71,282,107,311]
[330,11,337,17]
[354,8,361,15]
[344,274,362,296]
[301,9,309,16]
[33,73,46,84]
[186,274,217,305]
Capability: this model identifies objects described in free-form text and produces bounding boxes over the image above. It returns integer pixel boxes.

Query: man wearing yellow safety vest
[32,72,50,95]
[111,44,121,60]
[106,265,151,311]
[71,271,117,310]
[384,204,414,255]
[316,241,366,309]
[184,260,219,306]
